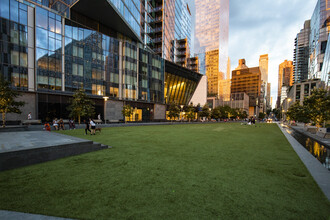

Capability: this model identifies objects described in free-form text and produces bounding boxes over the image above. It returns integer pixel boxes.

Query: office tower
[294,20,311,83]
[277,60,293,107]
[259,54,268,112]
[194,0,229,97]
[259,54,268,83]
[309,0,330,79]
[148,0,192,63]
[205,50,221,96]
[0,0,201,122]
[231,59,261,116]
[267,82,271,110]
[226,57,231,79]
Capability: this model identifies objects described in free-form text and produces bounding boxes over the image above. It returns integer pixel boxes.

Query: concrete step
[0,141,109,171]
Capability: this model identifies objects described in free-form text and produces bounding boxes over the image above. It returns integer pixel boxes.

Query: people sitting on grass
[53,118,59,130]
[59,118,65,130]
[44,122,51,132]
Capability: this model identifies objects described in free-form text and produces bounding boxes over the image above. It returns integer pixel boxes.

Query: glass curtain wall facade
[0,0,28,90]
[294,20,311,83]
[194,0,229,78]
[309,0,330,79]
[321,33,330,88]
[164,60,201,105]
[0,0,167,120]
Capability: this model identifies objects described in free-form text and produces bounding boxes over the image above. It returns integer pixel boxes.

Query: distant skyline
[188,0,317,108]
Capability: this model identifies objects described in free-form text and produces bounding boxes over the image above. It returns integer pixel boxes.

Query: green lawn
[0,123,329,219]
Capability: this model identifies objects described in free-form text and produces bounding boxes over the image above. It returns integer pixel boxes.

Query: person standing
[84,119,91,135]
[98,113,101,120]
[90,119,96,135]
[28,112,32,120]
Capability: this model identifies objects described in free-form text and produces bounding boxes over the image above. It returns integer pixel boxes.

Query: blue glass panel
[36,7,48,29]
[10,0,19,22]
[0,0,10,19]
[19,9,27,26]
[36,27,48,49]
[65,24,72,38]
[19,2,27,11]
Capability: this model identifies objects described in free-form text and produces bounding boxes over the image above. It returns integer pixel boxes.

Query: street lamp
[180,105,184,122]
[103,96,109,124]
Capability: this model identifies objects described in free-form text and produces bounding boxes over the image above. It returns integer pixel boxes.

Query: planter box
[306,126,318,134]
[316,128,330,138]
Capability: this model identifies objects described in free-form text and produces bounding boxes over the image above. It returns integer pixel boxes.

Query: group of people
[84,119,97,135]
[43,117,99,134]
[44,118,75,131]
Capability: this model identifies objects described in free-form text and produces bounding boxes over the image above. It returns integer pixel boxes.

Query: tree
[239,111,248,119]
[186,104,196,122]
[303,89,330,127]
[199,104,210,119]
[211,107,221,120]
[286,101,308,123]
[167,102,180,121]
[122,104,133,123]
[0,76,25,127]
[258,112,266,120]
[67,89,95,124]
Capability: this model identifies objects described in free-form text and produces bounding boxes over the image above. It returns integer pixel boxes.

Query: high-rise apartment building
[231,59,261,116]
[194,0,229,97]
[309,0,330,79]
[148,0,192,65]
[294,20,311,83]
[277,60,293,107]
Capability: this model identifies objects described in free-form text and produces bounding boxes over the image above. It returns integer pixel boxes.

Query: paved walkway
[277,123,330,201]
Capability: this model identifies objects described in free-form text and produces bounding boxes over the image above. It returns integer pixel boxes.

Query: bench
[93,119,103,124]
[22,120,42,125]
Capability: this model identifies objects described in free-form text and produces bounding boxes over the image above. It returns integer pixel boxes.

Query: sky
[229,0,316,108]
[187,0,317,109]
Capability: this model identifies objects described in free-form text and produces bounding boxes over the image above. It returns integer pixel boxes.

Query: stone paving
[0,131,90,153]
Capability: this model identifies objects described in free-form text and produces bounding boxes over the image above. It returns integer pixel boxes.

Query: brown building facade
[231,59,261,116]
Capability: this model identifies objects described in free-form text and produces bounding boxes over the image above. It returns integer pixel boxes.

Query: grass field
[0,123,329,219]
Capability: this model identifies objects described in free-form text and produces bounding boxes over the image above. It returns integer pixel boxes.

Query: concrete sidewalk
[277,123,330,201]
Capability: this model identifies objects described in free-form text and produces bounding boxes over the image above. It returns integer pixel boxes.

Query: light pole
[103,96,109,124]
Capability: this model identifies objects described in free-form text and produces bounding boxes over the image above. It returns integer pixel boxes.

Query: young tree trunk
[78,115,81,125]
[2,111,6,128]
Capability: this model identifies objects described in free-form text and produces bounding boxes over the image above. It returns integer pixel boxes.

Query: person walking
[28,112,32,120]
[90,119,96,135]
[69,118,75,130]
[84,119,91,135]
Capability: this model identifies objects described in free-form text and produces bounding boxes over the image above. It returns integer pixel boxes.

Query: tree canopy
[67,89,95,124]
[0,76,25,127]
[167,102,180,121]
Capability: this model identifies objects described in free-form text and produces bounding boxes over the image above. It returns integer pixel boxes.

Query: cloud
[229,0,317,108]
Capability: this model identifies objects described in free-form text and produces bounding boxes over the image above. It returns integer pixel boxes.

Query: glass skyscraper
[194,0,229,99]
[0,0,201,122]
[309,0,330,79]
